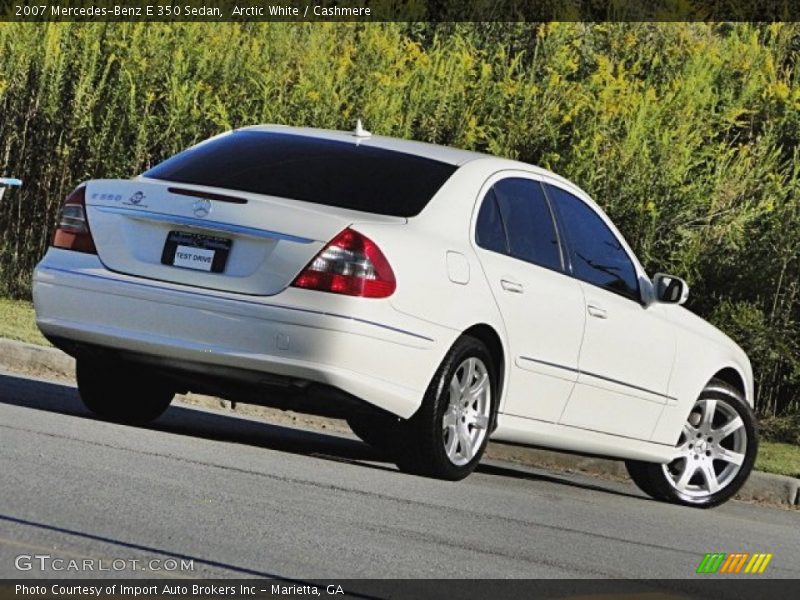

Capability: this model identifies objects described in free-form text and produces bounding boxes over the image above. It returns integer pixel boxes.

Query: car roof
[238,124,491,167]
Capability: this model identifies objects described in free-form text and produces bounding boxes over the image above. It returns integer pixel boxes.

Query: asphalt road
[1,368,798,586]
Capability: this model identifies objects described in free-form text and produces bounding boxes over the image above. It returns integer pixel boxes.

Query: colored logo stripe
[697,553,726,573]
[745,553,773,574]
[697,553,773,574]
[720,553,749,573]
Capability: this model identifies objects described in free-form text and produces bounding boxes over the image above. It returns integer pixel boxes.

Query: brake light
[291,228,396,298]
[52,185,97,254]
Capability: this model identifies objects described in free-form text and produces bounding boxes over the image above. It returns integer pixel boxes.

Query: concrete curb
[1,337,797,507]
[0,338,74,378]
[485,442,800,507]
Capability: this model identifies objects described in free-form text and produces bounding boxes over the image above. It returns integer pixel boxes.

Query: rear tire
[625,378,757,508]
[396,336,496,481]
[77,359,175,425]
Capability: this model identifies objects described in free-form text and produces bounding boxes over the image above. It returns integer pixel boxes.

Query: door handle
[500,279,524,294]
[587,304,607,319]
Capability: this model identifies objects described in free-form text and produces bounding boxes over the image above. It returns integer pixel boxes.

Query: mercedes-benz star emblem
[193,199,212,218]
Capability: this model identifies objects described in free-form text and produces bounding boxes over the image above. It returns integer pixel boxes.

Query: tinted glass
[144,131,458,217]
[491,178,562,271]
[547,185,640,301]
[475,190,509,254]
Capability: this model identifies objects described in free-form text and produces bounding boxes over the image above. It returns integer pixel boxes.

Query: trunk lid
[84,178,403,296]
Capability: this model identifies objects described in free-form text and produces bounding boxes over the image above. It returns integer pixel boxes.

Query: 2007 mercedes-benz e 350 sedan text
[34,124,757,507]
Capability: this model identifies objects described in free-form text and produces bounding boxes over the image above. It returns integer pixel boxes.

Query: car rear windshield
[143,130,458,217]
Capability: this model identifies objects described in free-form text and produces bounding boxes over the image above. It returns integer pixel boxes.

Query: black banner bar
[1,0,800,23]
[3,580,800,600]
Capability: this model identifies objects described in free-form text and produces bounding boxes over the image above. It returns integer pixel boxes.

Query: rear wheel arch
[398,334,497,479]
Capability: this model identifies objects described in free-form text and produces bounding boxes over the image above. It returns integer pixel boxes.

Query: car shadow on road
[0,372,646,500]
[475,462,646,501]
[0,372,391,470]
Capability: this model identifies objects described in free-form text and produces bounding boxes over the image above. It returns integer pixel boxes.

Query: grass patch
[756,441,800,479]
[0,297,49,346]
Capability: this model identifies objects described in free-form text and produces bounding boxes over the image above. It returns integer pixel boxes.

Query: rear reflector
[52,185,97,254]
[291,228,396,298]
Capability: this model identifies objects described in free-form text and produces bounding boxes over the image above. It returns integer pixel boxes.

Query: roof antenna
[353,119,371,138]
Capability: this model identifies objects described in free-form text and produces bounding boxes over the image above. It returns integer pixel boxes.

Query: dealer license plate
[161,231,232,273]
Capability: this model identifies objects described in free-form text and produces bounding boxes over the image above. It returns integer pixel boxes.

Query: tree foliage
[0,22,798,416]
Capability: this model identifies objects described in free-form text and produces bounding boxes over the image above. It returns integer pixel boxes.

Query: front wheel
[626,378,758,508]
[397,336,495,480]
[77,358,175,425]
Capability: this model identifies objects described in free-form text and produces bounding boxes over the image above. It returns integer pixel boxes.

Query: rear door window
[475,189,509,254]
[476,178,562,271]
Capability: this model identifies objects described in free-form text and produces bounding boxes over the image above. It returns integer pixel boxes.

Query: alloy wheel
[663,396,748,498]
[442,357,491,466]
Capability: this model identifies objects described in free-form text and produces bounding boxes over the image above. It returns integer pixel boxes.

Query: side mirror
[653,273,689,305]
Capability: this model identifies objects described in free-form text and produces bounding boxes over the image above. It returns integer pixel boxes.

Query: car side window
[475,189,509,254]
[476,178,562,271]
[546,184,640,301]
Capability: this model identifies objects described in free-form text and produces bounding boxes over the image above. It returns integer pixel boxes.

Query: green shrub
[0,22,798,419]
[760,414,800,445]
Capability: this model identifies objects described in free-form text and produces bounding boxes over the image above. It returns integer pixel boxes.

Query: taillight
[291,228,396,298]
[52,185,97,254]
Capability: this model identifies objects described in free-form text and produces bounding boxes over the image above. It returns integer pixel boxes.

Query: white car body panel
[469,171,586,423]
[35,250,452,419]
[84,178,403,296]
[480,248,585,423]
[559,282,677,440]
[649,306,754,445]
[493,413,676,463]
[33,125,754,466]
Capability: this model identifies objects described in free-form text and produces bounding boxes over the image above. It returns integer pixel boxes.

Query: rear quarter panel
[352,159,514,408]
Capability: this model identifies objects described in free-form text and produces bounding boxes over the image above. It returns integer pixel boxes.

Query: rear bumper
[33,249,452,418]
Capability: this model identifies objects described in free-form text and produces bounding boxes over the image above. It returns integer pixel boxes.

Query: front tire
[77,359,175,425]
[626,378,758,508]
[397,336,495,480]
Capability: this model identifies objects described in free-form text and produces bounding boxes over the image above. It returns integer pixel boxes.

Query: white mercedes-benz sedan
[33,124,757,507]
